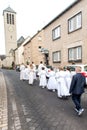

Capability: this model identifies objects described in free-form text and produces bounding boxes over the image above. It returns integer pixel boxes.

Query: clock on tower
[8,26,14,32]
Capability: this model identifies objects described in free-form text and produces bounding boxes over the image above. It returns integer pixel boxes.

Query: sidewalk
[0,70,8,130]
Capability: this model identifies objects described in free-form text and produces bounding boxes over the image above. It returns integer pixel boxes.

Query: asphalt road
[1,69,87,130]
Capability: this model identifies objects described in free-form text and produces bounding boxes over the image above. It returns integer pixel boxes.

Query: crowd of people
[19,61,86,116]
[19,61,72,97]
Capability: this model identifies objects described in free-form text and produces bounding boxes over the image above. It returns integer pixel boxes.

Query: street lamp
[38,35,49,65]
[38,46,49,54]
[38,46,49,65]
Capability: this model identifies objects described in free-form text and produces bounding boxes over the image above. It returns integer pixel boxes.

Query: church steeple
[3,6,17,67]
[3,6,16,14]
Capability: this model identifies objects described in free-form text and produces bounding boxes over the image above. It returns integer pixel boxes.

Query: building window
[7,13,9,24]
[12,14,14,24]
[10,14,11,24]
[68,12,82,33]
[68,46,82,62]
[6,13,14,25]
[52,26,61,40]
[53,51,61,62]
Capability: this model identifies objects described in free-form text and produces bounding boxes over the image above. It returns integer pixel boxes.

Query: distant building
[15,36,30,65]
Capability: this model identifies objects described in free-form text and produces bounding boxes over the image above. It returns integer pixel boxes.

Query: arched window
[10,14,11,24]
[6,13,14,25]
[7,13,9,24]
[12,14,14,24]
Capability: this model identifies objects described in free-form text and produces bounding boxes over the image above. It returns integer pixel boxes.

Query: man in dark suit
[70,66,86,116]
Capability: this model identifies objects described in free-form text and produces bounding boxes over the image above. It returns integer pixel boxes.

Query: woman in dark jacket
[70,66,86,116]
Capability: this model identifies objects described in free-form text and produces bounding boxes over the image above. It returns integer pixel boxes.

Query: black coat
[70,73,86,94]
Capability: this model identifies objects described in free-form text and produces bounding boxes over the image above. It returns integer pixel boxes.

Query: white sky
[0,0,76,54]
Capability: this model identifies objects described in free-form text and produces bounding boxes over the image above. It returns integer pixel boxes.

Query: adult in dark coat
[70,66,86,116]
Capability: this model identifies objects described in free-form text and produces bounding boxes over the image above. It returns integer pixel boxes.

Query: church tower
[3,6,17,67]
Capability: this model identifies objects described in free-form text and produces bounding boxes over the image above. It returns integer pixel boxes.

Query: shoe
[58,95,62,98]
[78,108,84,116]
[52,89,55,92]
[62,96,68,100]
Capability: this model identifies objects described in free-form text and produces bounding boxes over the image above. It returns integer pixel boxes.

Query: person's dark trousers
[72,94,82,110]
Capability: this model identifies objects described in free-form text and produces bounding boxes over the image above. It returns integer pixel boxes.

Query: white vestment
[56,70,69,97]
[47,71,58,90]
[32,63,37,80]
[65,70,72,91]
[28,68,34,84]
[38,63,45,73]
[20,64,25,80]
[23,67,29,80]
[38,70,47,87]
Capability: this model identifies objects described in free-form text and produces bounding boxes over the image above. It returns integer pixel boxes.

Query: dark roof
[43,0,81,29]
[3,6,16,15]
[17,36,25,47]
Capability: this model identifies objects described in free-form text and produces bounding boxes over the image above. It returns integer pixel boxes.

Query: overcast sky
[0,0,76,54]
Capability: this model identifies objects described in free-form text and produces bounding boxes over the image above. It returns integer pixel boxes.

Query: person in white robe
[47,67,58,92]
[32,62,37,80]
[23,65,29,80]
[56,67,70,98]
[38,67,47,88]
[20,63,25,80]
[28,64,35,85]
[65,67,72,95]
[38,61,45,74]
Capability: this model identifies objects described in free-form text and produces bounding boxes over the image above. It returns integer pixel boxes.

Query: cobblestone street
[0,69,87,130]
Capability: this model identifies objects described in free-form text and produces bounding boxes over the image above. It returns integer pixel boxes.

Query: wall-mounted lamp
[38,46,42,52]
[38,46,49,54]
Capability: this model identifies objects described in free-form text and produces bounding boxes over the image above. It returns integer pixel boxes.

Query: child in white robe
[38,67,47,88]
[38,61,45,75]
[32,62,37,80]
[20,63,25,80]
[23,66,29,80]
[65,67,72,95]
[56,67,70,98]
[47,67,58,92]
[28,64,35,85]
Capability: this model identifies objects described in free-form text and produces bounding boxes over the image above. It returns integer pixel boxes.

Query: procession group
[19,61,72,99]
[19,61,87,116]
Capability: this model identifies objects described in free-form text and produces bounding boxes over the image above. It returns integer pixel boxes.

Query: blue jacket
[70,73,86,94]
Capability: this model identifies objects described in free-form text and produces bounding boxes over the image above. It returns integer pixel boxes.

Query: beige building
[15,36,30,65]
[43,0,87,68]
[3,6,17,67]
[23,30,49,66]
